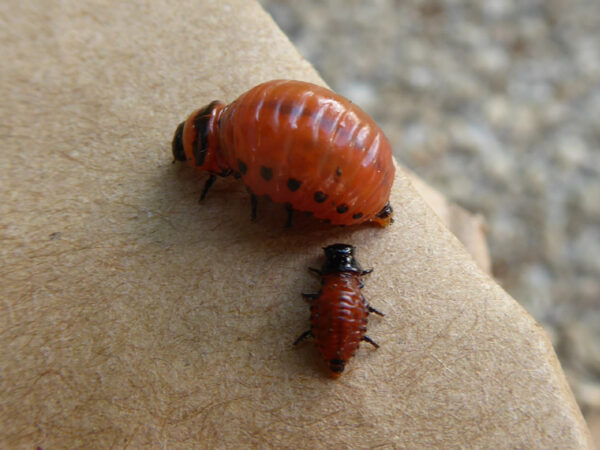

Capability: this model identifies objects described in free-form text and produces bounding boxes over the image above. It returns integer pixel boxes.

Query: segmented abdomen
[218,80,395,225]
[311,274,368,363]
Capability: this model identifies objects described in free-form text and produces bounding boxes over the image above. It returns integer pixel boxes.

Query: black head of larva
[321,243,363,274]
[172,121,186,162]
[173,101,231,176]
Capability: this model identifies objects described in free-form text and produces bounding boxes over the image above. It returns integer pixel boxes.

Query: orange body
[294,244,383,377]
[173,80,395,226]
[311,273,369,375]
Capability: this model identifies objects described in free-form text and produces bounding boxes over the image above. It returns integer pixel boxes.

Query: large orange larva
[172,80,394,226]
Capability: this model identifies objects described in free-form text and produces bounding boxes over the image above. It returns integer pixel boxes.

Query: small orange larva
[294,244,384,377]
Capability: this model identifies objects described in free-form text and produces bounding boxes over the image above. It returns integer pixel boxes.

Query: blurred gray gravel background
[259,0,600,438]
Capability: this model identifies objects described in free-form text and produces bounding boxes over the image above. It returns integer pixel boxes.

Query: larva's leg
[293,330,314,346]
[362,335,380,348]
[308,267,321,276]
[368,305,385,317]
[199,174,217,201]
[250,193,258,221]
[362,293,385,317]
[285,202,294,228]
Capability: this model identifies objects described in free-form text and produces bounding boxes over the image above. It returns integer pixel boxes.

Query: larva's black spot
[263,194,272,202]
[314,191,328,203]
[287,178,302,192]
[238,159,247,175]
[336,167,342,177]
[260,166,273,181]
[352,212,363,220]
[233,172,241,179]
[337,204,349,214]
